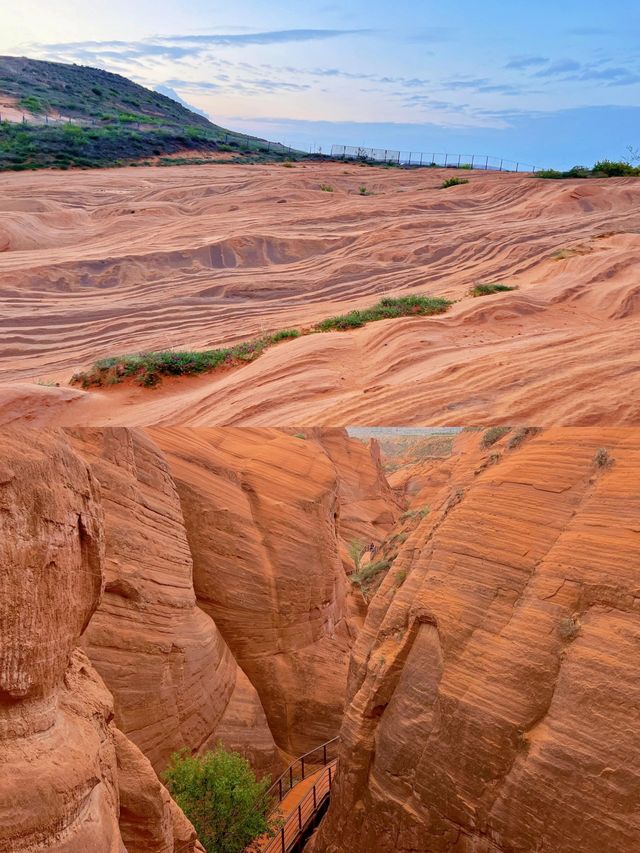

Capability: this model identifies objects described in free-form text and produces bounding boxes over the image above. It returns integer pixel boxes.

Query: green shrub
[481,426,510,449]
[163,746,274,853]
[593,447,613,468]
[268,328,300,343]
[348,539,364,571]
[315,294,452,331]
[358,185,373,195]
[319,183,334,192]
[470,282,516,297]
[352,559,391,585]
[441,177,469,188]
[400,505,430,521]
[593,159,639,177]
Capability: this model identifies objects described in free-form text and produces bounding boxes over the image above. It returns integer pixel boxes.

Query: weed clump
[470,282,516,297]
[441,177,469,188]
[319,183,334,192]
[481,426,511,449]
[593,447,613,468]
[315,294,451,331]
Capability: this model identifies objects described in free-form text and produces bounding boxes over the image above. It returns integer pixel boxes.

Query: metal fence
[330,144,536,172]
[265,736,339,805]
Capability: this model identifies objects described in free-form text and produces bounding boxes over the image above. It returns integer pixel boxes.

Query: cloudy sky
[3,0,639,167]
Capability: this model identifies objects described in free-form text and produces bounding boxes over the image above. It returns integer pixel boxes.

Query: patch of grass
[470,282,517,297]
[441,177,469,188]
[292,433,306,440]
[507,427,541,449]
[400,505,430,521]
[358,185,374,195]
[394,570,407,586]
[314,294,452,331]
[319,183,334,192]
[352,559,391,585]
[348,540,364,572]
[71,294,452,388]
[481,426,511,449]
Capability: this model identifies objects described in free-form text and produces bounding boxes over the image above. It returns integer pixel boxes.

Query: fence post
[298,805,302,831]
[281,827,286,853]
[328,766,333,787]
[301,757,305,780]
[289,766,293,789]
[313,785,317,811]
[444,153,448,166]
[485,155,489,170]
[457,154,461,166]
[499,158,503,171]
[323,744,327,765]
[279,778,283,801]
[515,162,519,172]
[420,153,423,165]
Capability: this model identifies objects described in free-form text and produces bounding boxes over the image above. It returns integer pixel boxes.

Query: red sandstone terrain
[1,164,639,426]
[0,426,395,851]
[2,425,639,852]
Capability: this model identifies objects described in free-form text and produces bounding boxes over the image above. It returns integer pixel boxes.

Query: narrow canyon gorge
[1,426,639,852]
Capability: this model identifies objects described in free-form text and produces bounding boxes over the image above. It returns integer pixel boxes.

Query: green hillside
[0,56,299,170]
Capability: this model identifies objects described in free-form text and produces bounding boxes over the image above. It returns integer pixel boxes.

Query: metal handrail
[262,760,338,853]
[266,737,339,805]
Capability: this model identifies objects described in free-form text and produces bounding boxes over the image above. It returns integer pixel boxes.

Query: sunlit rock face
[65,427,281,778]
[0,427,202,853]
[311,428,640,853]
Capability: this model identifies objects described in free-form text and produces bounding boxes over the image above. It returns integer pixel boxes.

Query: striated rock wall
[0,427,201,853]
[147,427,364,756]
[64,427,280,777]
[312,428,640,853]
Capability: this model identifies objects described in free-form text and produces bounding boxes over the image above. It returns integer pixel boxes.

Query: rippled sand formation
[1,163,639,425]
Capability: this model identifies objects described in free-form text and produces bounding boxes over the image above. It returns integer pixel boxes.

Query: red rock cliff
[0,427,202,853]
[311,428,640,853]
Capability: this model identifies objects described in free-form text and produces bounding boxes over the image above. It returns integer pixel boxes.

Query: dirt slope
[1,165,639,425]
[310,427,640,853]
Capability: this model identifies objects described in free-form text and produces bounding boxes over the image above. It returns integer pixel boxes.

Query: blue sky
[3,0,639,167]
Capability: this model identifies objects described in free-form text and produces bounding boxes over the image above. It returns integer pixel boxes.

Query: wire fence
[0,114,536,171]
[330,144,536,172]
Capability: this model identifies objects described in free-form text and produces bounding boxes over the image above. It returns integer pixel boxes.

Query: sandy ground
[1,162,639,426]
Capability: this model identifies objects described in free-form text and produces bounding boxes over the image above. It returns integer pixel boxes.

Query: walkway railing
[266,737,339,804]
[262,761,338,853]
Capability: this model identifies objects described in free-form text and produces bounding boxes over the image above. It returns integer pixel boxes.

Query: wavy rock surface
[1,166,640,425]
[64,427,280,776]
[148,427,379,755]
[0,427,201,853]
[312,428,640,853]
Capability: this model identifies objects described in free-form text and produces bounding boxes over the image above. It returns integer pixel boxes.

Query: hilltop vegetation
[0,56,298,170]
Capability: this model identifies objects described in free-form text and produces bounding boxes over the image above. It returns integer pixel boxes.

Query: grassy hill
[0,56,299,170]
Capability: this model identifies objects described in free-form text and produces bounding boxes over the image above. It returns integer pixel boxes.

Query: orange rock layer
[312,427,640,853]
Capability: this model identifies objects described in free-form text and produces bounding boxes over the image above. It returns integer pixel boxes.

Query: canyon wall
[312,428,640,853]
[0,427,201,853]
[64,427,280,777]
[147,428,398,756]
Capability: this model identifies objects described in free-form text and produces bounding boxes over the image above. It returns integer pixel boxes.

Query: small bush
[481,426,511,449]
[558,616,580,641]
[269,328,300,343]
[394,570,407,586]
[163,746,274,853]
[593,447,613,468]
[319,183,334,192]
[358,185,373,195]
[441,177,469,188]
[593,159,639,177]
[470,282,516,297]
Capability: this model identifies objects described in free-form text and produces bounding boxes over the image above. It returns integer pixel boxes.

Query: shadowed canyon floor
[1,164,639,425]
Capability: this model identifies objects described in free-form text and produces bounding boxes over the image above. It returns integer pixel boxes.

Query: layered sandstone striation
[64,427,280,777]
[147,427,397,755]
[312,428,640,853]
[0,427,201,852]
[2,165,640,426]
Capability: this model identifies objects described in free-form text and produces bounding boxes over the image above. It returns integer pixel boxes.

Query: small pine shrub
[593,447,613,468]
